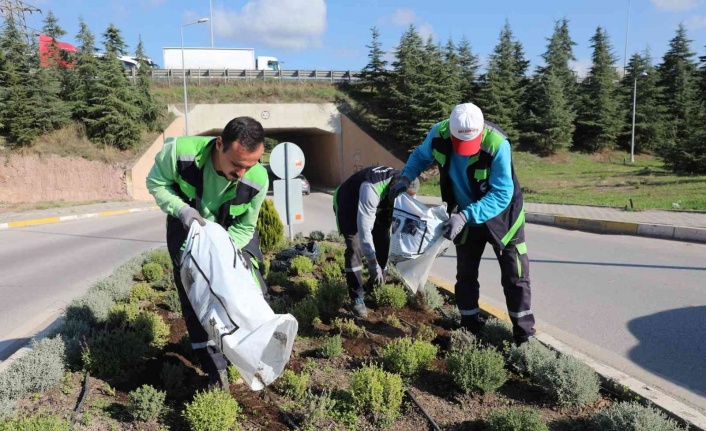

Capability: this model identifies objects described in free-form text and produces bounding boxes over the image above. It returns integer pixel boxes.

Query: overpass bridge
[129,103,403,201]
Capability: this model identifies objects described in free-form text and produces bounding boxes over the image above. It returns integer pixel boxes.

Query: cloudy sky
[22,0,706,76]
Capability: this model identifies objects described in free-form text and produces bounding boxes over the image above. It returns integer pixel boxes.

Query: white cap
[449,103,484,156]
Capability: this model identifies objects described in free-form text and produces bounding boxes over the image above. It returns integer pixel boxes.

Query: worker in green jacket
[146,116,269,390]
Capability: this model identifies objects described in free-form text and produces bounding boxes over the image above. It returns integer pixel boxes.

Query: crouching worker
[146,116,269,389]
[333,166,419,318]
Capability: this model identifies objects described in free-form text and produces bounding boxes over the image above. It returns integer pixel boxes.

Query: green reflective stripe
[474,169,488,180]
[432,149,446,166]
[239,176,263,192]
[516,253,522,278]
[501,207,525,246]
[373,178,392,197]
[437,119,451,140]
[516,242,527,255]
[480,127,506,156]
[176,178,197,199]
[333,187,341,233]
[250,257,260,270]
[229,203,249,217]
[467,154,479,166]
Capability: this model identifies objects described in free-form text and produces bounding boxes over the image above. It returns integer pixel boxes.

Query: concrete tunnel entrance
[200,126,340,188]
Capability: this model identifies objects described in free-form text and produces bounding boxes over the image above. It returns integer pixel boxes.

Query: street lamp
[181,18,209,136]
[630,71,648,163]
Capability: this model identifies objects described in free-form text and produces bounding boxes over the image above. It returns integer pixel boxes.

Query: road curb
[525,212,706,244]
[0,206,160,230]
[428,274,706,431]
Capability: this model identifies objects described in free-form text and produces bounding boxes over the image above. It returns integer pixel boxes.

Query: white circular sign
[261,110,270,120]
[270,142,305,179]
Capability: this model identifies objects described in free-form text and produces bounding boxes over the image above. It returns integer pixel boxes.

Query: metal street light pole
[623,0,631,77]
[181,18,209,136]
[630,71,648,163]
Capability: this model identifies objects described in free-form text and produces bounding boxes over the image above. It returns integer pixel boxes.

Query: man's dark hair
[221,116,265,152]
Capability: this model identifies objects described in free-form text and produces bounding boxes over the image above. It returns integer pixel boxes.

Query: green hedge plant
[257,199,284,253]
[589,402,685,431]
[350,364,404,427]
[382,337,437,378]
[141,262,163,283]
[447,346,507,394]
[275,369,310,401]
[372,284,407,309]
[183,389,242,431]
[485,407,548,431]
[316,334,344,358]
[128,384,166,421]
[289,255,314,276]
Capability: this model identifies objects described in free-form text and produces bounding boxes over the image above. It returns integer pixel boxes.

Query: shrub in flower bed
[535,355,600,406]
[372,284,407,309]
[447,345,507,394]
[145,248,173,271]
[267,270,288,287]
[257,198,284,253]
[410,282,445,310]
[65,289,115,326]
[107,302,141,327]
[315,278,348,315]
[449,327,477,352]
[414,324,437,343]
[589,401,685,431]
[132,310,170,349]
[128,384,166,421]
[292,297,320,328]
[183,389,242,431]
[350,364,404,427]
[141,262,163,283]
[382,337,438,378]
[160,362,188,396]
[81,328,150,383]
[294,277,319,296]
[317,334,344,358]
[507,339,556,376]
[270,294,294,314]
[309,230,325,241]
[290,255,315,276]
[479,317,514,348]
[129,282,158,303]
[325,230,344,243]
[151,270,175,291]
[331,317,363,338]
[0,338,65,418]
[276,369,310,401]
[485,407,548,431]
[0,413,70,431]
[299,390,338,430]
[164,289,182,313]
[320,261,343,281]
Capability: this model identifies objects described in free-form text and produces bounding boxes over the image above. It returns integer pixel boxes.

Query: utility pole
[0,0,42,45]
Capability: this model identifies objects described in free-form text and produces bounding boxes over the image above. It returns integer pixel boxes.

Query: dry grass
[29,123,161,166]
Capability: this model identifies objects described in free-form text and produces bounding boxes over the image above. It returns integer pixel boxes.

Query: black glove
[388,177,411,203]
[442,213,467,241]
[178,206,206,229]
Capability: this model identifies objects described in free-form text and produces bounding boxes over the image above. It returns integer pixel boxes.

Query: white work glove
[442,212,467,241]
[178,205,206,229]
[367,259,385,287]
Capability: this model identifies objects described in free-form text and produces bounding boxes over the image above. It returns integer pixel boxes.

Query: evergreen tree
[84,24,141,149]
[657,25,702,172]
[0,16,40,146]
[135,35,162,132]
[71,17,101,121]
[522,71,575,155]
[360,27,388,95]
[477,20,525,142]
[413,36,459,135]
[574,27,622,152]
[443,37,462,104]
[537,18,578,104]
[456,36,479,102]
[36,10,71,132]
[386,25,427,148]
[521,20,578,153]
[619,51,666,153]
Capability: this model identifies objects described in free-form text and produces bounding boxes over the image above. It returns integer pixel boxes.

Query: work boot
[460,315,486,335]
[351,297,368,319]
[208,369,230,391]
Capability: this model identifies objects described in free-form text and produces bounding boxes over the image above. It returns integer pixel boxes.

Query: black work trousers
[455,224,535,343]
[343,222,390,300]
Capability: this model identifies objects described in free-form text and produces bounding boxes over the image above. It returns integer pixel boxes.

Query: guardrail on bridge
[141,69,362,85]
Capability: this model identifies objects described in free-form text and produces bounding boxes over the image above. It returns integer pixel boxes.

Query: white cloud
[651,0,698,11]
[213,0,326,50]
[570,58,592,78]
[391,8,417,26]
[684,14,706,29]
[380,8,436,42]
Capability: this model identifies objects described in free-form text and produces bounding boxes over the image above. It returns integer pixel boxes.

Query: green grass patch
[420,151,706,211]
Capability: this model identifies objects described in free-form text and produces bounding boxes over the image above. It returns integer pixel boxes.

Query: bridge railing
[138,69,362,85]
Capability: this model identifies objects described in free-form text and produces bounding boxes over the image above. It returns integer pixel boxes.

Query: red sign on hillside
[38,34,77,68]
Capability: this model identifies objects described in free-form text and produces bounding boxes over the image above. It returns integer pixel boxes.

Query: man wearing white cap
[389,103,535,345]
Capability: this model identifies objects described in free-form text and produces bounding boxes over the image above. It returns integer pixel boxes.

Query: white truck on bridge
[162,47,280,71]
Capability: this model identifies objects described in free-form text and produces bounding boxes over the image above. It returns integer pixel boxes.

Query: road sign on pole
[270,142,306,240]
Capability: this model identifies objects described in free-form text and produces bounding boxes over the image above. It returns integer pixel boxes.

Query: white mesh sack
[180,220,298,391]
[388,194,450,293]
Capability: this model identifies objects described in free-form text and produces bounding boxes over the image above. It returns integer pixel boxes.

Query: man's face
[214,137,264,181]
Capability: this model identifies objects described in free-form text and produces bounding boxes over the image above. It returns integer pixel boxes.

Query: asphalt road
[1,191,704,412]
